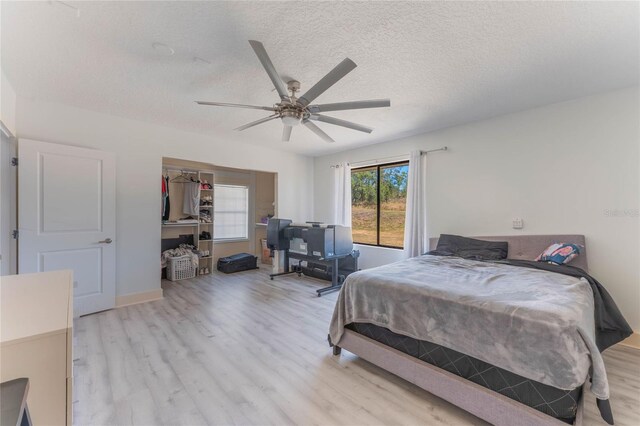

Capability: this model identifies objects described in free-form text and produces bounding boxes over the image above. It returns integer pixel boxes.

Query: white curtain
[403,150,428,257]
[333,162,352,226]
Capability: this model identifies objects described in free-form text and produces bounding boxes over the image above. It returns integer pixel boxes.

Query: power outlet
[512,218,524,229]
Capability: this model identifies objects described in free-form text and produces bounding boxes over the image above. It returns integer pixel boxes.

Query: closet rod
[331,146,448,168]
[163,168,200,174]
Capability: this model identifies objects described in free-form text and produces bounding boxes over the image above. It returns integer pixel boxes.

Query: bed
[328,235,630,426]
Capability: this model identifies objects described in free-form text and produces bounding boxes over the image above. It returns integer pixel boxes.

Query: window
[351,161,409,248]
[213,184,249,241]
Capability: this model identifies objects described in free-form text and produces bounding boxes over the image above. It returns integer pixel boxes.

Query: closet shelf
[162,223,198,227]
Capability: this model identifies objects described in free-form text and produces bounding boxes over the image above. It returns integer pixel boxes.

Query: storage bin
[167,255,197,281]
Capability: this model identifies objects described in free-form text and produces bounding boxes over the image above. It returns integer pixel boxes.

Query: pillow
[535,243,582,265]
[434,234,508,261]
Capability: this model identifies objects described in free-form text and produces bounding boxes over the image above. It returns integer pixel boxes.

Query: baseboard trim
[116,289,163,308]
[618,332,640,350]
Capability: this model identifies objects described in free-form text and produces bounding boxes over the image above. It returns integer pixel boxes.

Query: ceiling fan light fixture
[281,110,302,126]
[196,40,391,143]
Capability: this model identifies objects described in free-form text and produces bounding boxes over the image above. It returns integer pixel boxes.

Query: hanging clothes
[183,181,200,216]
[161,176,166,216]
[162,175,171,221]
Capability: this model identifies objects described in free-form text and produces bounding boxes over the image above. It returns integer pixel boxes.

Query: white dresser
[1,270,73,425]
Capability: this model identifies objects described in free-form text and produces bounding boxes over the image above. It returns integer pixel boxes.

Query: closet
[162,165,215,276]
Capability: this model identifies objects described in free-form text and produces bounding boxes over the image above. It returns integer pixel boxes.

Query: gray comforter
[329,255,609,399]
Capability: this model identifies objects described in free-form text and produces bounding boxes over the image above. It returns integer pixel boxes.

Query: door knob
[98,238,113,244]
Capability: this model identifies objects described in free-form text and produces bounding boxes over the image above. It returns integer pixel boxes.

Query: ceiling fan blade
[235,114,279,131]
[296,58,357,107]
[308,99,390,114]
[196,101,276,111]
[248,40,290,102]
[303,120,335,143]
[309,114,373,133]
[282,125,292,142]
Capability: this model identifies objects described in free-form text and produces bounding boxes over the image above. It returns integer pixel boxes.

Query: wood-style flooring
[73,268,640,425]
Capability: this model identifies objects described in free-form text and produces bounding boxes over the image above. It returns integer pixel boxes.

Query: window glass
[351,162,408,248]
[351,167,378,245]
[214,184,249,240]
[379,163,409,247]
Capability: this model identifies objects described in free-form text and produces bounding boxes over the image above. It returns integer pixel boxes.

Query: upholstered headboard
[428,235,588,271]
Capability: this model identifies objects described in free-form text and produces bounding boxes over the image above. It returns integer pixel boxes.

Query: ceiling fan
[196,40,390,143]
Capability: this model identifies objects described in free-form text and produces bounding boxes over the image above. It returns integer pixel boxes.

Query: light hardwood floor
[73,268,640,425]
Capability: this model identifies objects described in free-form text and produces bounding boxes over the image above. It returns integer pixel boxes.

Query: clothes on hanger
[171,171,199,183]
[183,181,200,216]
[162,175,171,221]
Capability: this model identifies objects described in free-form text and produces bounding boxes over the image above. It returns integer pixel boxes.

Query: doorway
[0,130,17,276]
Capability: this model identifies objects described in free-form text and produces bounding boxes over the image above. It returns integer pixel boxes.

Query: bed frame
[333,235,587,426]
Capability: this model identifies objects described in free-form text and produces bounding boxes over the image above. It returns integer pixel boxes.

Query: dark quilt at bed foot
[347,322,581,424]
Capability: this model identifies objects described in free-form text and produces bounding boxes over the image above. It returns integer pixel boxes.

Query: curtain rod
[331,146,447,168]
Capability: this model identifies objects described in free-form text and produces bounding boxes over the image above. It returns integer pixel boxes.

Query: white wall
[15,98,314,298]
[314,87,640,331]
[1,69,17,135]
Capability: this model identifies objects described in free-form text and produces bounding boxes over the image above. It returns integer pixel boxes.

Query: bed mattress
[348,322,582,424]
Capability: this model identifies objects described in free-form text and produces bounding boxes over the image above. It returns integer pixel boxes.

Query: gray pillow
[433,234,508,260]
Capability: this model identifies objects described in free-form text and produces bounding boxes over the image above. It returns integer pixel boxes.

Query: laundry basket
[167,255,197,281]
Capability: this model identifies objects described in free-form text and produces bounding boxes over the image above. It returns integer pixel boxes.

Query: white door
[18,139,116,315]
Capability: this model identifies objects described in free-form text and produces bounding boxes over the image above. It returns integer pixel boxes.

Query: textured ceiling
[2,1,638,156]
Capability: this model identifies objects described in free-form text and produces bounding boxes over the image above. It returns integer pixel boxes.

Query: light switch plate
[512,218,524,229]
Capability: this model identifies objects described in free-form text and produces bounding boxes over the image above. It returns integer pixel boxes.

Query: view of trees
[351,163,409,248]
[351,165,409,206]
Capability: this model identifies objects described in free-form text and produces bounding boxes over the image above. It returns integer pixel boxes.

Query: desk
[271,251,358,296]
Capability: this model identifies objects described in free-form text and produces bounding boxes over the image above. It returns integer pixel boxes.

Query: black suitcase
[217,253,258,274]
